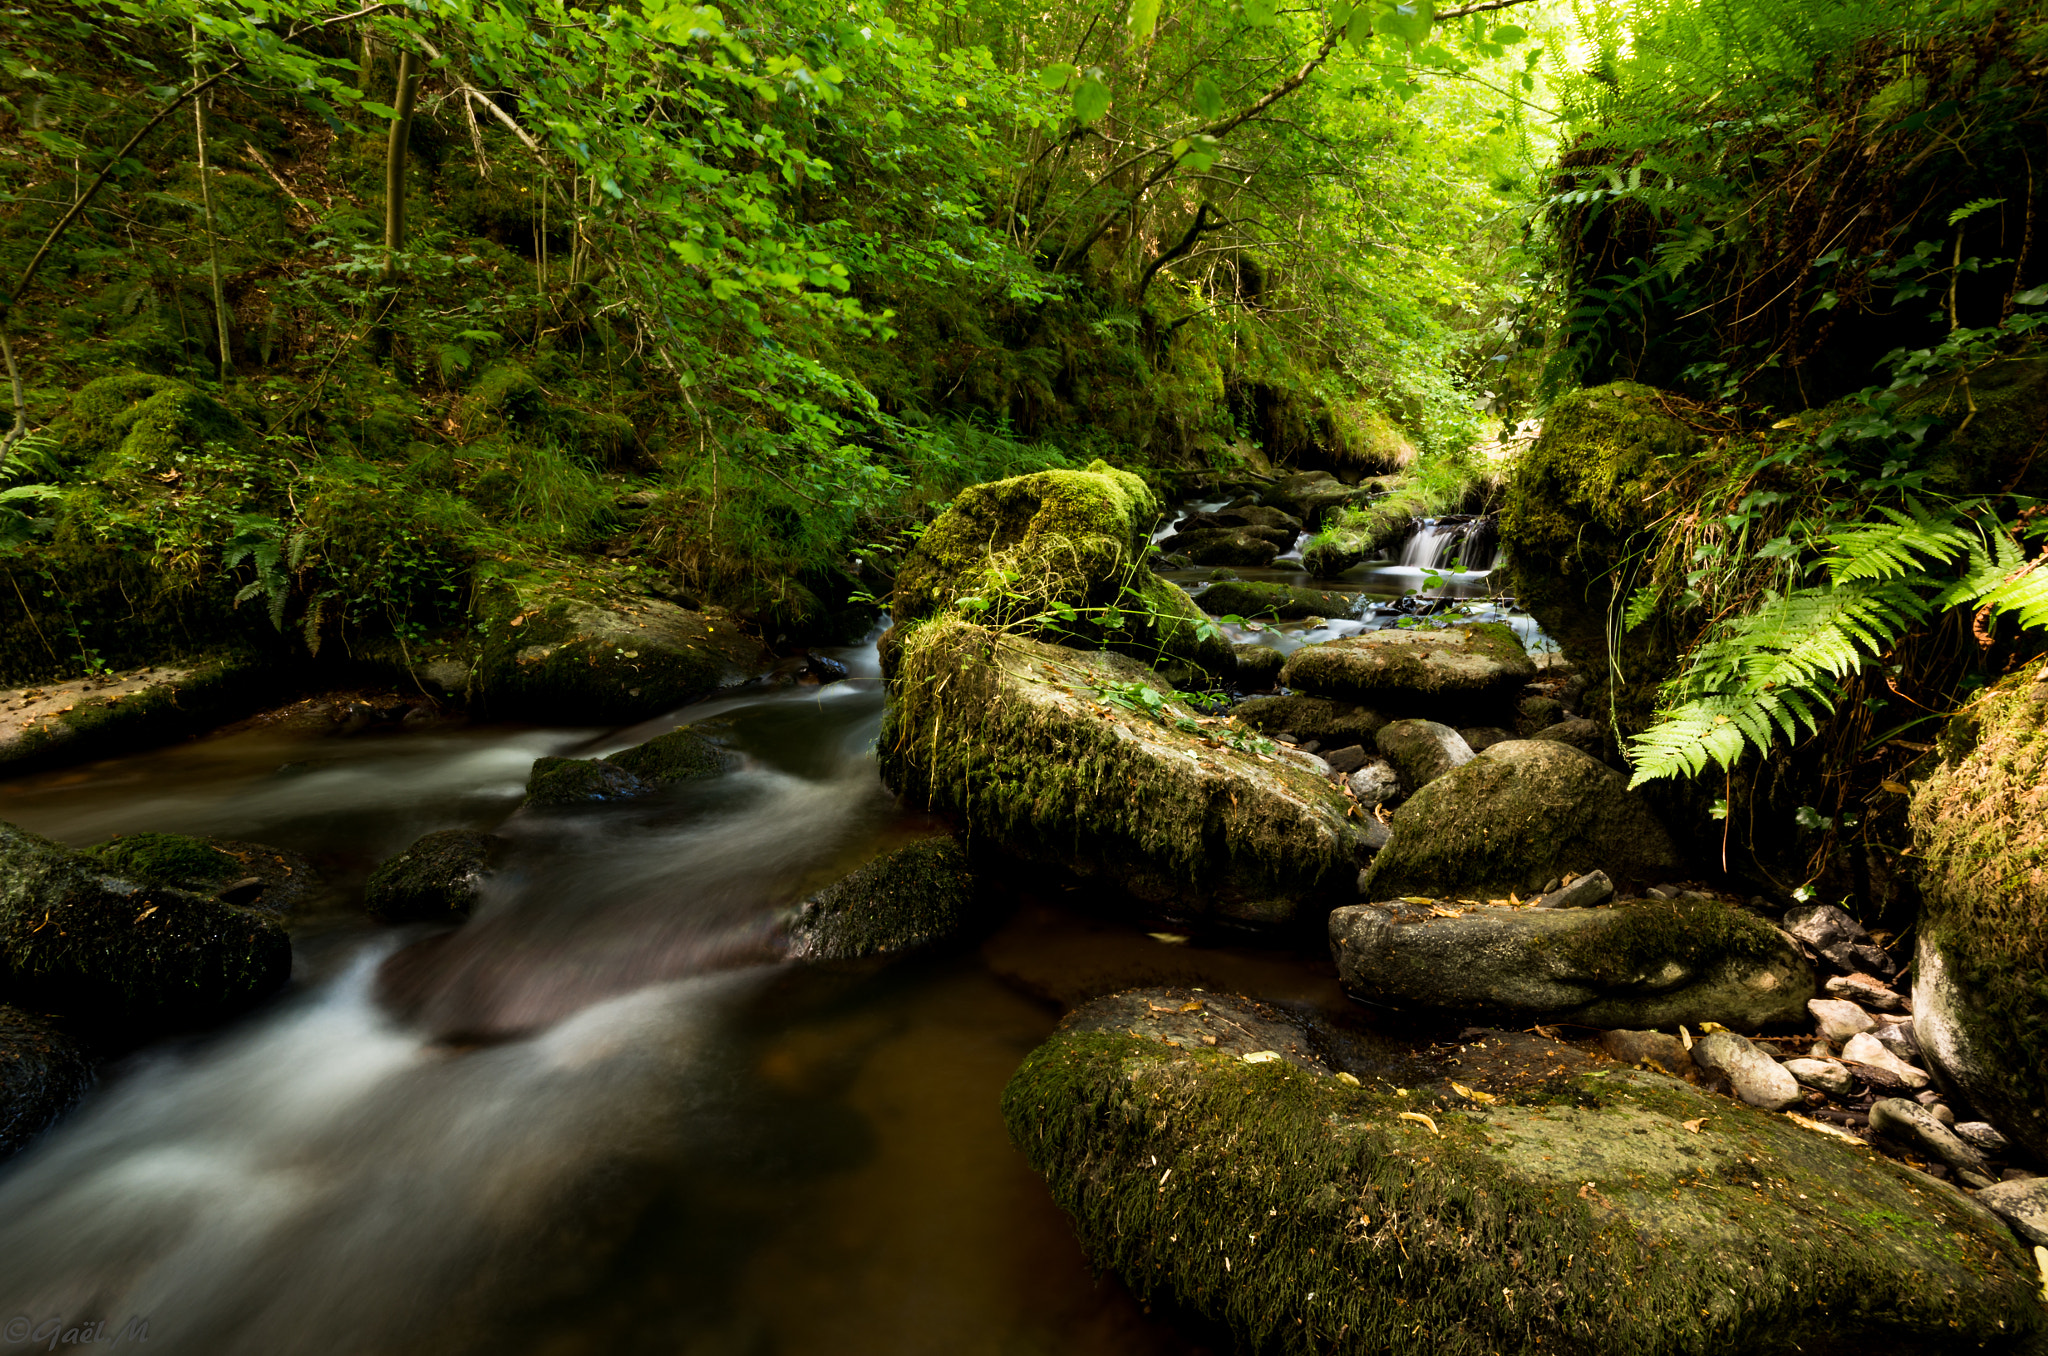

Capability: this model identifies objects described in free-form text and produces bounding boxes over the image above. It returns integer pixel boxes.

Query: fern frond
[1822,499,1971,584]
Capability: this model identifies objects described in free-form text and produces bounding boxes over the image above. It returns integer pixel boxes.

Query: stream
[0,633,1367,1356]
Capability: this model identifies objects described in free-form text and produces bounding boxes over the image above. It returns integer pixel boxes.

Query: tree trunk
[193,24,233,382]
[373,48,421,364]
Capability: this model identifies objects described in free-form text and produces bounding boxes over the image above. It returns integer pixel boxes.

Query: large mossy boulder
[1330,898,1812,1030]
[523,726,731,809]
[1363,740,1680,898]
[890,462,1232,683]
[0,1005,95,1160]
[1003,988,2042,1356]
[475,589,774,722]
[1196,580,1357,620]
[83,832,316,913]
[1500,383,1703,731]
[880,619,1370,924]
[363,829,504,924]
[0,822,289,1036]
[1231,694,1388,746]
[1279,622,1534,713]
[1908,665,2048,1160]
[786,838,981,960]
[60,372,260,473]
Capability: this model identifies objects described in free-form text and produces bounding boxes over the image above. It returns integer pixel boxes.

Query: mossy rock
[1363,740,1681,898]
[59,373,260,472]
[786,838,980,960]
[1899,358,2048,501]
[0,821,290,1037]
[1299,492,1420,577]
[1279,622,1534,711]
[1499,383,1703,733]
[363,829,503,924]
[1231,643,1286,690]
[1004,988,2043,1356]
[1266,472,1397,529]
[474,587,775,722]
[1908,665,2048,1160]
[1231,694,1388,745]
[607,726,728,783]
[0,655,280,776]
[1,1005,95,1161]
[524,725,731,809]
[881,619,1370,924]
[84,832,316,913]
[1156,526,1285,567]
[1198,580,1358,621]
[891,462,1233,682]
[1330,897,1812,1029]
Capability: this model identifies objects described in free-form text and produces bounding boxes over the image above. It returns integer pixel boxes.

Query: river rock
[1199,580,1356,620]
[1372,719,1473,792]
[363,829,503,924]
[880,620,1371,924]
[1868,1098,1996,1188]
[1821,939,1898,977]
[1825,972,1906,1013]
[1346,759,1401,807]
[1870,1018,1920,1063]
[1600,1027,1690,1073]
[1329,897,1812,1030]
[82,832,317,913]
[1459,725,1514,752]
[1158,526,1285,567]
[1690,1031,1802,1110]
[1231,643,1284,690]
[1532,869,1614,910]
[524,726,731,808]
[1974,1177,2048,1247]
[1231,695,1387,746]
[1529,717,1606,761]
[0,1005,95,1160]
[1280,622,1535,709]
[1002,987,2042,1356]
[1808,997,1874,1044]
[1908,665,2048,1161]
[1842,1032,1931,1091]
[786,838,980,960]
[1319,743,1368,775]
[1784,1057,1855,1096]
[890,461,1232,682]
[1957,1122,2012,1155]
[1267,471,1392,528]
[1515,694,1565,735]
[1782,902,1867,953]
[1361,741,1681,899]
[475,590,774,723]
[0,820,289,1036]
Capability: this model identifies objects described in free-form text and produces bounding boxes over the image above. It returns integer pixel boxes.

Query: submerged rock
[786,838,980,960]
[880,620,1370,924]
[1330,896,1812,1030]
[1362,740,1680,899]
[1003,987,2042,1356]
[524,726,731,809]
[1908,665,2048,1161]
[1280,622,1535,709]
[0,821,289,1036]
[363,829,504,924]
[0,1005,95,1160]
[891,461,1231,682]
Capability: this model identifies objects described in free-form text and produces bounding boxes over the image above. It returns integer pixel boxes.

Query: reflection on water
[0,642,1288,1355]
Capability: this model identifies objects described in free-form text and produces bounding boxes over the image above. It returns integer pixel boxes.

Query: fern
[1628,507,2046,786]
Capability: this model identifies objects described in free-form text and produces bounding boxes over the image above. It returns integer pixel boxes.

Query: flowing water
[0,637,1376,1356]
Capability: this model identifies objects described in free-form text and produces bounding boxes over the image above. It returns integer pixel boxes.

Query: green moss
[1499,383,1703,733]
[362,829,499,923]
[1003,1026,2042,1356]
[524,755,646,807]
[606,726,727,783]
[85,833,240,888]
[60,374,259,477]
[1279,622,1534,705]
[787,837,980,959]
[1198,580,1357,620]
[1232,694,1388,744]
[1534,897,1791,984]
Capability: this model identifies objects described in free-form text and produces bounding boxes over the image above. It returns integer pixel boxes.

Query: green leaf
[1072,74,1112,124]
[1038,62,1076,92]
[1242,0,1279,26]
[1492,23,1527,42]
[1192,74,1223,119]
[1128,0,1162,44]
[1947,197,2005,227]
[1375,1,1433,44]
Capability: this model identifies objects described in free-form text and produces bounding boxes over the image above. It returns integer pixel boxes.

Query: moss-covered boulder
[1266,471,1398,529]
[1231,694,1389,746]
[1,1005,95,1160]
[1279,623,1534,713]
[1363,740,1681,898]
[0,821,289,1036]
[0,655,278,776]
[1908,665,2048,1160]
[475,588,775,723]
[1156,526,1285,567]
[1231,643,1286,690]
[84,832,316,913]
[523,726,732,809]
[362,829,503,924]
[59,372,260,473]
[1331,897,1812,1029]
[1003,988,2042,1356]
[1298,493,1423,577]
[881,619,1371,924]
[1500,383,1701,732]
[1197,580,1358,620]
[786,838,980,960]
[890,462,1232,683]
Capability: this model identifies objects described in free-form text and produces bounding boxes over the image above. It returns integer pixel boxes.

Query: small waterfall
[1395,516,1497,574]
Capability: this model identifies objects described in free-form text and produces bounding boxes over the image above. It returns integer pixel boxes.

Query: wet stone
[1868,1097,1996,1188]
[1691,1031,1802,1111]
[1809,997,1875,1044]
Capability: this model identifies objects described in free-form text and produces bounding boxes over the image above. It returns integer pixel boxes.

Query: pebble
[1600,1028,1690,1073]
[1691,1031,1802,1111]
[1841,1032,1931,1091]
[1782,902,1867,952]
[1808,997,1875,1044]
[1825,972,1907,1013]
[1868,1098,1996,1188]
[1972,1177,2048,1247]
[1870,1019,1920,1063]
[1533,870,1615,910]
[1930,1102,1957,1127]
[1783,1057,1854,1096]
[1956,1122,2011,1155]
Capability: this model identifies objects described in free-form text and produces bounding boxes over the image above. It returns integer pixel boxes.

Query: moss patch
[786,837,981,960]
[606,726,727,783]
[1231,694,1389,745]
[1198,580,1359,621]
[362,829,501,923]
[1004,1003,2041,1356]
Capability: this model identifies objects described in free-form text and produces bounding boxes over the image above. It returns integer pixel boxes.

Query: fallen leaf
[1681,1118,1705,1133]
[1147,932,1190,945]
[1450,1081,1497,1105]
[1785,1111,1866,1145]
[1679,1025,1694,1050]
[1577,1182,1600,1199]
[1335,1071,1361,1087]
[1397,1111,1440,1135]
[132,905,157,924]
[1242,1050,1283,1064]
[1180,1000,1203,1013]
[1698,1021,1728,1034]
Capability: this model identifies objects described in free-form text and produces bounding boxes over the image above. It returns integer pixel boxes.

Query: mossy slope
[1004,991,2042,1356]
[880,619,1367,923]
